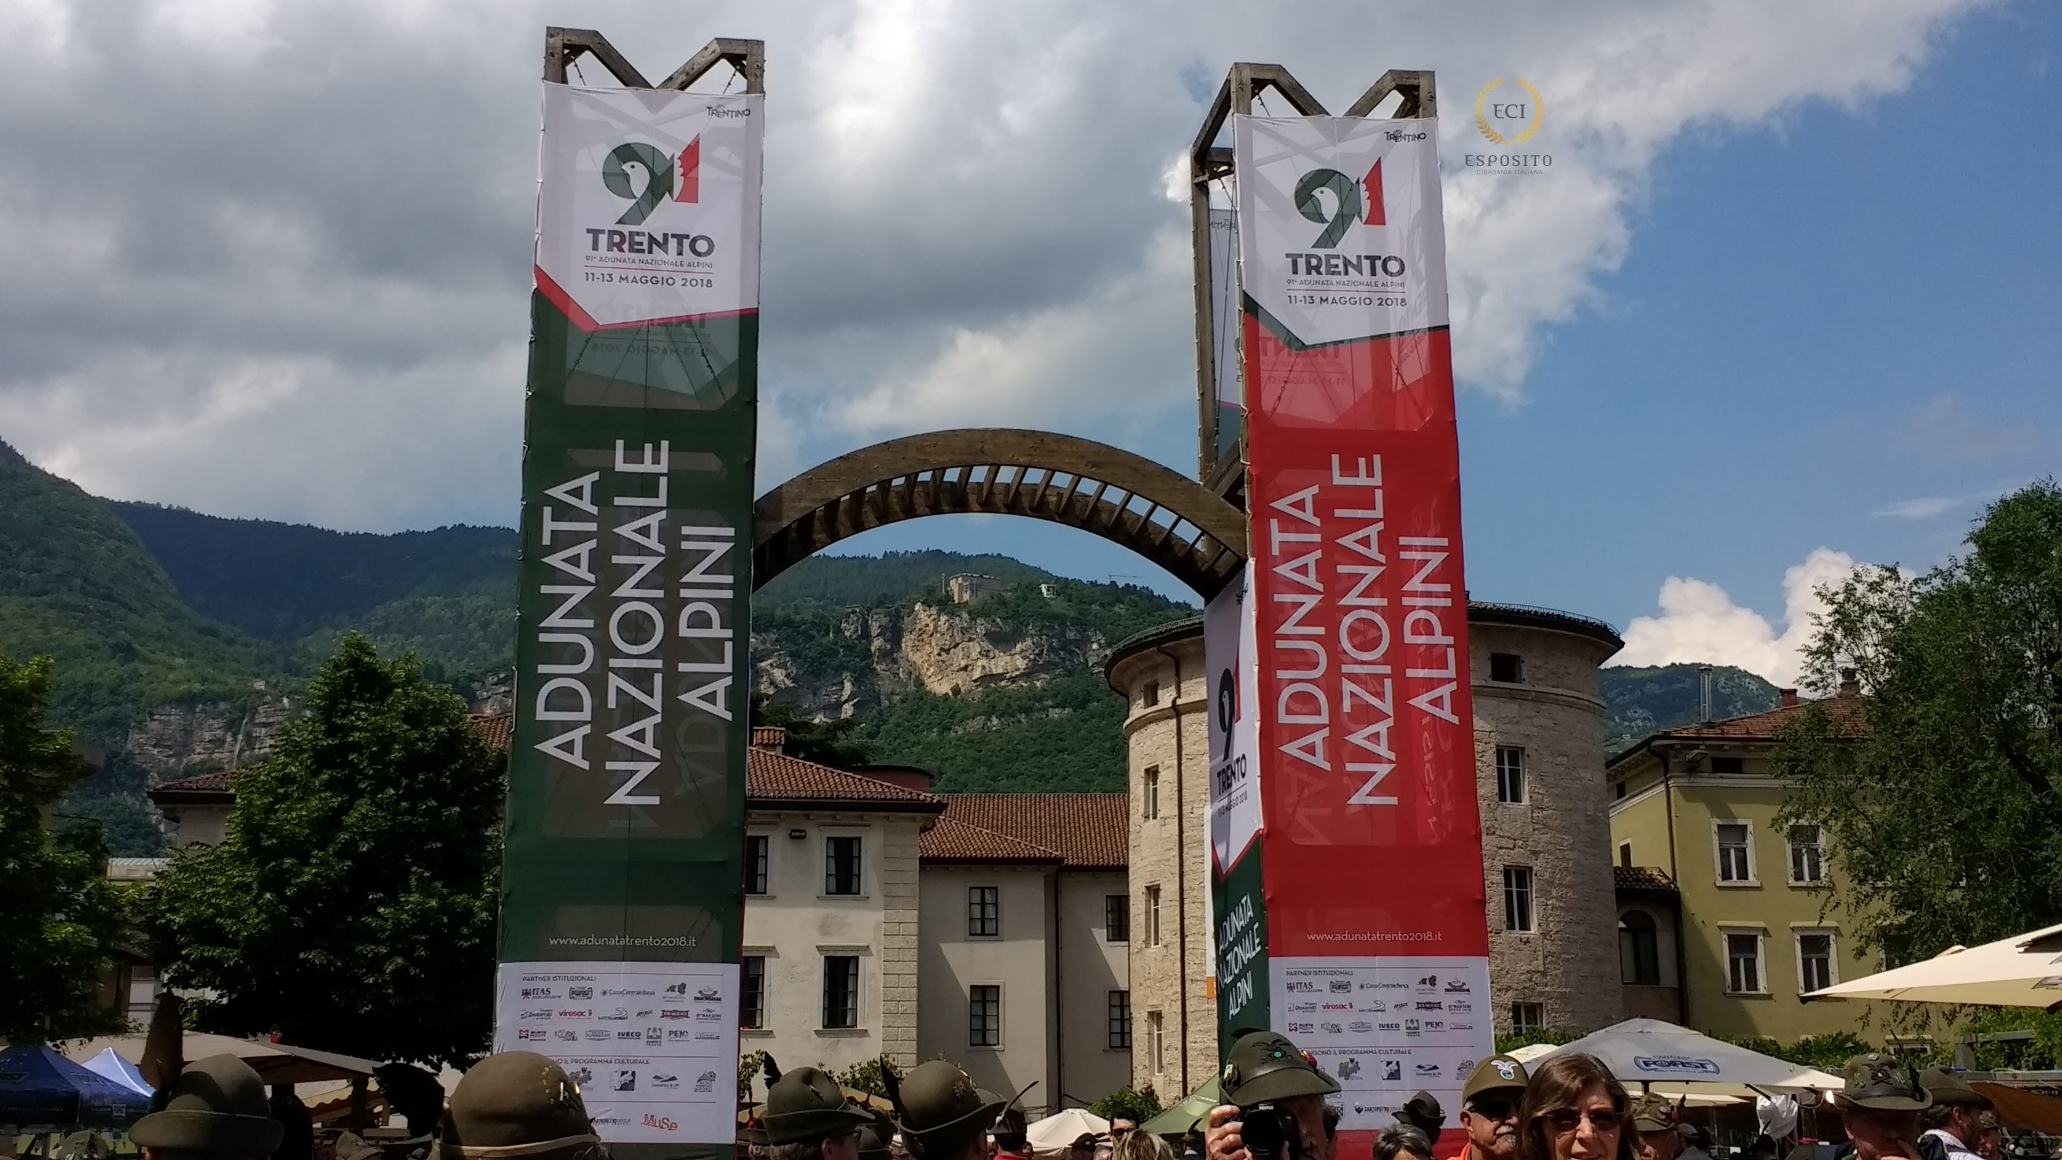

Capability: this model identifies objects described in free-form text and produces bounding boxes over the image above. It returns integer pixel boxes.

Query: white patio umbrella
[1805,921,2062,1008]
[1027,1109,1111,1159]
[1530,1019,1842,1096]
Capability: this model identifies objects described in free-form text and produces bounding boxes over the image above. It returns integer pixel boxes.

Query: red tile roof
[919,817,1065,864]
[471,712,513,751]
[1614,866,1678,894]
[747,747,944,810]
[149,769,234,799]
[1608,690,1868,768]
[936,794,1128,870]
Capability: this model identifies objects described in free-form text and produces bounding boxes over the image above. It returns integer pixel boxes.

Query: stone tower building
[1105,603,1624,1096]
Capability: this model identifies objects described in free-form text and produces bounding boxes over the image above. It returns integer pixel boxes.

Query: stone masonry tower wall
[1467,605,1625,1035]
[1108,605,1623,1089]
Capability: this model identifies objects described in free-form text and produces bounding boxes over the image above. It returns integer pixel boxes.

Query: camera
[1240,1105,1296,1160]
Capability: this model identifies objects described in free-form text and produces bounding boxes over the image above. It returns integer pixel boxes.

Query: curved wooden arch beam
[752,429,1250,599]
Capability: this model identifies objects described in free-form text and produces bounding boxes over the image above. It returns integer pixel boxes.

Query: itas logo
[1293,161,1387,248]
[568,986,593,1000]
[602,141,701,225]
[641,1115,678,1133]
[1288,982,1317,993]
[1329,980,1353,993]
[694,1070,719,1093]
[521,987,557,999]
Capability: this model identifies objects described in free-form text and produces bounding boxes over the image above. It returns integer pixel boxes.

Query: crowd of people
[114,1032,2013,1160]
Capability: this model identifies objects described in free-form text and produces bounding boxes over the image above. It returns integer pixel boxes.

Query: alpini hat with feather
[129,1055,285,1159]
[437,1052,605,1160]
[884,1062,1005,1159]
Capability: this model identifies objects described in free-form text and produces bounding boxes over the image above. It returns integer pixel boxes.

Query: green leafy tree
[832,1056,903,1098]
[0,651,132,1043]
[151,634,505,1067]
[1777,481,2062,969]
[1090,1085,1162,1123]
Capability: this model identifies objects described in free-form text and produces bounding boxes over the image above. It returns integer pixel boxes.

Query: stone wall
[1471,619,1624,1034]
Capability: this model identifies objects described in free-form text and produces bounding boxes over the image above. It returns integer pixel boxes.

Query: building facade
[1605,681,1885,1042]
[148,721,1133,1112]
[1106,603,1626,1094]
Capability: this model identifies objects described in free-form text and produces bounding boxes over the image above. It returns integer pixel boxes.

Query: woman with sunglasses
[1516,1055,1636,1160]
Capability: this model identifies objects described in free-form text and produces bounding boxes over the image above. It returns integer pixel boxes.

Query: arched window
[1619,909,1660,985]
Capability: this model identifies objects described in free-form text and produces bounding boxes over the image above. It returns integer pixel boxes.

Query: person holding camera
[1204,1031,1343,1160]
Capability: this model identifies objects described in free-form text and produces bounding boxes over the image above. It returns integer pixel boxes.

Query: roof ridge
[936,816,1064,858]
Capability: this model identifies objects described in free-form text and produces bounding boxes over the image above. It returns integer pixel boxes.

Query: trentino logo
[1294,160,1386,248]
[603,139,701,226]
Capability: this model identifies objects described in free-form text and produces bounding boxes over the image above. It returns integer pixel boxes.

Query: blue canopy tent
[0,1045,150,1129]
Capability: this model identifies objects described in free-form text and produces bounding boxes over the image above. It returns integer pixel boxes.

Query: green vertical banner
[495,79,763,1153]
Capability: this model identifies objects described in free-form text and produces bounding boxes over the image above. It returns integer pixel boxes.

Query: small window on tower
[1489,653,1524,683]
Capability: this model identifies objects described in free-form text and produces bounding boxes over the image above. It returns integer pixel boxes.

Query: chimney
[1838,668,1860,697]
[750,726,788,751]
[1698,664,1714,723]
[1779,688,1799,708]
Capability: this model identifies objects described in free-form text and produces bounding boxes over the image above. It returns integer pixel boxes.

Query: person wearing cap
[1204,1031,1342,1160]
[887,1061,1006,1160]
[1916,1070,1993,1160]
[1630,1095,1681,1160]
[438,1052,607,1160]
[1675,1123,1711,1160]
[993,1104,1032,1160]
[1397,1094,1444,1146]
[754,1067,877,1160]
[1458,1057,1529,1160]
[859,1112,896,1160]
[129,1055,285,1160]
[1838,1054,1931,1160]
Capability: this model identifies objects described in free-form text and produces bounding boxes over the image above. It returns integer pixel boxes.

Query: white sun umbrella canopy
[1805,922,2062,1008]
[1531,1019,1842,1095]
[1027,1109,1111,1158]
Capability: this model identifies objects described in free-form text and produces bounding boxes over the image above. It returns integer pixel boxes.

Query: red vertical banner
[1232,113,1492,1138]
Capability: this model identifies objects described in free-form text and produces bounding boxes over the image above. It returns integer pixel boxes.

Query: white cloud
[0,0,1995,529]
[1610,547,1859,687]
[1875,495,1961,521]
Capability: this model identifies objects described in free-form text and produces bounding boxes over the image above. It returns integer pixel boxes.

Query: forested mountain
[0,437,1788,855]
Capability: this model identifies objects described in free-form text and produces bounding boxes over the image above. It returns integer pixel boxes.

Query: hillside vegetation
[0,437,1791,853]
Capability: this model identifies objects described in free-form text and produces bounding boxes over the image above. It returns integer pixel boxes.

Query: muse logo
[1294,160,1386,248]
[602,139,701,226]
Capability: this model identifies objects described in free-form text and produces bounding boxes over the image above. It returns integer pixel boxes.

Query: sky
[0,0,2055,688]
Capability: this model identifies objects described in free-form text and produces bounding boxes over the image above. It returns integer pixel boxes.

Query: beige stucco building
[148,720,1134,1112]
[1105,603,1626,1093]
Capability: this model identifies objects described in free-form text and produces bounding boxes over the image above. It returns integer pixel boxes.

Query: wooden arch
[752,429,1249,598]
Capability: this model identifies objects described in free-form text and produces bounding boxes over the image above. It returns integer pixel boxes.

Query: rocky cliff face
[125,696,294,779]
[751,599,1112,721]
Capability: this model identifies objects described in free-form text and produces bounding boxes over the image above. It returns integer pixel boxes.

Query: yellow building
[1606,679,1887,1043]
